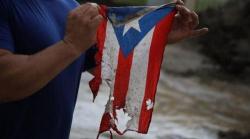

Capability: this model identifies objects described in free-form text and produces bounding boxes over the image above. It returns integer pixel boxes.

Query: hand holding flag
[88,1,208,138]
[90,3,177,138]
[168,0,209,44]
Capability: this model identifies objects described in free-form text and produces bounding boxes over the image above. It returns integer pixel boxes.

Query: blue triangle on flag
[108,5,175,57]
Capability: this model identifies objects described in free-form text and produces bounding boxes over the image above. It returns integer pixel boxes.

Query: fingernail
[90,3,98,7]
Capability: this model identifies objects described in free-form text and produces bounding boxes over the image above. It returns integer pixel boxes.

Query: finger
[71,4,91,20]
[190,11,199,29]
[176,5,191,17]
[173,0,185,5]
[89,2,99,8]
[77,4,92,14]
[176,5,192,22]
[69,6,88,21]
[85,6,99,20]
[85,2,100,11]
[90,15,103,29]
[190,28,209,38]
[174,6,191,24]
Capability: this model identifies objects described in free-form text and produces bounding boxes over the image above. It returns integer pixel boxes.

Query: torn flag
[89,3,176,138]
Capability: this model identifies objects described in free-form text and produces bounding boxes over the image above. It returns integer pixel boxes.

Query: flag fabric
[89,3,176,138]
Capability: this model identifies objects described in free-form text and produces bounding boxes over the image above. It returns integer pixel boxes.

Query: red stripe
[94,6,115,139]
[89,6,108,101]
[113,50,134,110]
[138,10,176,133]
[98,113,112,134]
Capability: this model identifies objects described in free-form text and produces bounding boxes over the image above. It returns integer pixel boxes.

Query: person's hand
[168,0,208,44]
[63,3,103,54]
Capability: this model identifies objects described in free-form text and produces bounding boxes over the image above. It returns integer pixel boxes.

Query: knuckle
[93,17,102,24]
[84,2,92,6]
[82,3,91,8]
[82,3,93,10]
[96,15,103,22]
[81,18,89,25]
[85,20,94,27]
[89,7,99,15]
[79,4,90,12]
[86,2,98,8]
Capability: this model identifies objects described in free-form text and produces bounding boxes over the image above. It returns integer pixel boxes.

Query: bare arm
[0,41,81,102]
[0,4,103,103]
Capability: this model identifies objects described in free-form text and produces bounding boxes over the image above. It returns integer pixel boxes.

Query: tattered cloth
[89,3,176,138]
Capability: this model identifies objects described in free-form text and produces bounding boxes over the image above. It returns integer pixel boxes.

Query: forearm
[0,3,103,103]
[0,41,81,102]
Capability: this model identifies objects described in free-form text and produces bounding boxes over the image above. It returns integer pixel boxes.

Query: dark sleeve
[82,45,98,72]
[0,1,15,52]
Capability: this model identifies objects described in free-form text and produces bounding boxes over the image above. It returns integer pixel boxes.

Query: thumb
[173,0,185,5]
[190,28,209,38]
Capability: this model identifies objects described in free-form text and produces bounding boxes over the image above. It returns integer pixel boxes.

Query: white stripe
[101,21,120,82]
[125,27,155,130]
[101,21,120,112]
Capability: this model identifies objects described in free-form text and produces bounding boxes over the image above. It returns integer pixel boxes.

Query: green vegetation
[195,0,228,11]
[197,0,250,74]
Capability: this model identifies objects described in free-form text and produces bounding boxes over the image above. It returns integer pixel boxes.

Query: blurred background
[71,0,250,139]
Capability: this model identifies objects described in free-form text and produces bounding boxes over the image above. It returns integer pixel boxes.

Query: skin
[168,0,208,44]
[0,0,208,103]
[0,4,103,102]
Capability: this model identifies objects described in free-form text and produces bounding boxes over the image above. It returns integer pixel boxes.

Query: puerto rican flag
[89,3,176,138]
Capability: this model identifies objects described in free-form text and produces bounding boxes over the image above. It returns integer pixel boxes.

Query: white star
[123,17,142,36]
